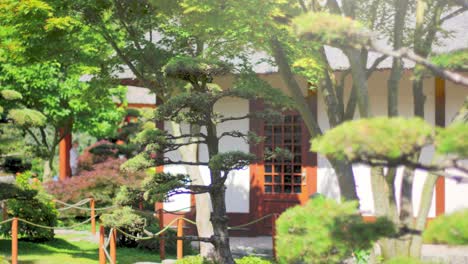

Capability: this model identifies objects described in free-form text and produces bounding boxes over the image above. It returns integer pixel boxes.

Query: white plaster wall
[163,123,192,212]
[163,97,251,213]
[445,80,468,213]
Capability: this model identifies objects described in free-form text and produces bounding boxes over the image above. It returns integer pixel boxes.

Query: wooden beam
[306,89,318,199]
[435,77,445,216]
[127,103,156,108]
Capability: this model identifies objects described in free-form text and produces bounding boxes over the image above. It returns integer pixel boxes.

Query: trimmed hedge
[423,209,468,245]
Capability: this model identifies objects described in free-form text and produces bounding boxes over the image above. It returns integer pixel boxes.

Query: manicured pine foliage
[312,117,468,260]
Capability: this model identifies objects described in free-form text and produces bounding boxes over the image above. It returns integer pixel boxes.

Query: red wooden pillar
[59,129,72,181]
[435,77,445,216]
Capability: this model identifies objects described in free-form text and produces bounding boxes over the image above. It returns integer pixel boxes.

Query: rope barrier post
[110,229,117,264]
[11,217,18,264]
[177,218,184,260]
[90,198,96,235]
[272,214,278,260]
[158,207,166,260]
[99,225,105,264]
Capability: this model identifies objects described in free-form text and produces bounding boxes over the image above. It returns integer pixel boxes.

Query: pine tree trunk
[169,122,215,258]
[210,185,235,264]
[410,173,438,258]
[329,159,358,200]
[194,193,215,257]
[43,160,53,181]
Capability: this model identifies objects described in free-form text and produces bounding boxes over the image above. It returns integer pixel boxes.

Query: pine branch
[218,131,248,140]
[440,7,468,23]
[366,55,388,79]
[167,133,207,140]
[162,158,209,166]
[219,114,251,123]
[369,45,468,87]
[165,140,207,152]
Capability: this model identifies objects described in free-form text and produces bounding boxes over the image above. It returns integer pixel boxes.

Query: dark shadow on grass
[0,238,98,262]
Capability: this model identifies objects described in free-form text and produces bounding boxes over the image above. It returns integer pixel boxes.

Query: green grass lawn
[0,233,169,264]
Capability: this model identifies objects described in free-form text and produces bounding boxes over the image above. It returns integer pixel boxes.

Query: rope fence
[54,198,118,212]
[1,199,280,263]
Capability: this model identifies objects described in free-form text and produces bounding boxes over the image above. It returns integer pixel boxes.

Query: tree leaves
[7,109,47,127]
[312,117,468,169]
[311,117,434,162]
[293,12,370,49]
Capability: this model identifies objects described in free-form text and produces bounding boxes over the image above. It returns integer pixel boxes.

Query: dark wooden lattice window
[263,114,302,194]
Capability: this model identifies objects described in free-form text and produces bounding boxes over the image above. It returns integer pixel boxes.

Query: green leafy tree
[0,0,126,179]
[0,89,46,162]
[177,1,468,204]
[183,1,467,259]
[69,0,289,258]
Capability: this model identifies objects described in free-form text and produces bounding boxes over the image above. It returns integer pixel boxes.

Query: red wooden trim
[435,77,445,216]
[127,103,156,108]
[119,78,145,87]
[435,177,445,217]
[249,99,264,235]
[364,215,436,228]
[59,129,72,180]
[305,89,318,199]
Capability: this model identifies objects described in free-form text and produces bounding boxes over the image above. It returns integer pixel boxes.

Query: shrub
[101,207,192,254]
[235,256,271,264]
[176,255,213,264]
[101,207,146,247]
[276,196,395,264]
[44,158,145,217]
[384,256,424,264]
[3,156,31,173]
[0,255,8,264]
[78,140,115,171]
[1,172,58,241]
[423,209,468,245]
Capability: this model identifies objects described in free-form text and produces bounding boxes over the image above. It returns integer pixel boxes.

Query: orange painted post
[272,214,278,260]
[157,205,166,260]
[59,130,72,181]
[11,217,18,264]
[177,218,184,260]
[110,229,117,264]
[99,226,105,264]
[90,198,96,235]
